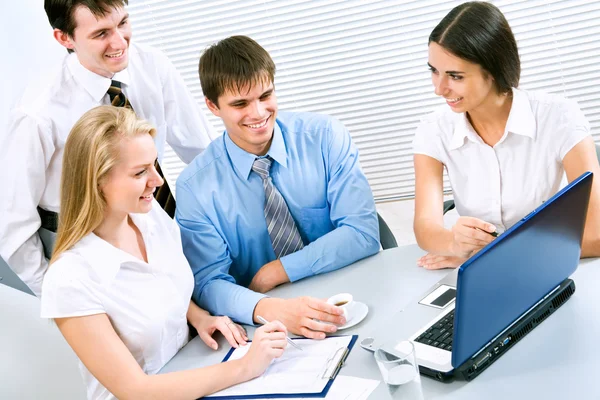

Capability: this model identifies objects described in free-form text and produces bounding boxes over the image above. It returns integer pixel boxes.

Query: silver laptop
[377,270,458,378]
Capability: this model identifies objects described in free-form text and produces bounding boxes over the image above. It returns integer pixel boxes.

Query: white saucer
[336,301,369,330]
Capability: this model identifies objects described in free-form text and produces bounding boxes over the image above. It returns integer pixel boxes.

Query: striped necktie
[252,157,304,259]
[106,80,176,218]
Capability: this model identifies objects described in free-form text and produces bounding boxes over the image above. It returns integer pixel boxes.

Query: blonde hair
[51,106,156,263]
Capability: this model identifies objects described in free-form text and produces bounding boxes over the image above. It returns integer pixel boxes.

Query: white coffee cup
[327,293,354,322]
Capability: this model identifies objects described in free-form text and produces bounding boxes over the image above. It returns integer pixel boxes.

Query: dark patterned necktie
[107,80,176,218]
[252,157,304,258]
[107,80,133,109]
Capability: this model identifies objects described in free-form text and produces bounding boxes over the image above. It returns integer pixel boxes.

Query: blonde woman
[40,106,288,400]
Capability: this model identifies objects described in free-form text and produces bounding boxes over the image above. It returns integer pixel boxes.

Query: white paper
[264,376,380,400]
[206,336,354,398]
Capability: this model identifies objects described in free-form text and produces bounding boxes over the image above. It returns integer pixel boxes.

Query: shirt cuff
[280,250,313,282]
[196,280,269,326]
[242,291,269,325]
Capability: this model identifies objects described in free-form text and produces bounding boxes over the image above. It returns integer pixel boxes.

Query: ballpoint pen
[475,227,498,237]
[256,315,303,351]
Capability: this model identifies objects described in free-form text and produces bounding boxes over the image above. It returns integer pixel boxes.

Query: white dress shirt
[413,88,590,232]
[41,201,194,400]
[0,42,214,296]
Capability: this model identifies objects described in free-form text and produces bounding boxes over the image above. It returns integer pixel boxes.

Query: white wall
[0,3,85,399]
[127,0,600,201]
[0,0,64,135]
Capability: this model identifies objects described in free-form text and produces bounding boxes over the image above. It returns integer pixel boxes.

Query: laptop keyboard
[415,310,454,351]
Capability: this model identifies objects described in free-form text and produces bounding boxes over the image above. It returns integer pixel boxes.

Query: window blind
[127,0,600,201]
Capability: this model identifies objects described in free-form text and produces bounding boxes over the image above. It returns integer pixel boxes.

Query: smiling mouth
[140,193,154,200]
[245,116,270,129]
[446,97,463,103]
[106,50,124,59]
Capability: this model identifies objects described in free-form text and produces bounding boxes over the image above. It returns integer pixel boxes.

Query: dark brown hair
[44,0,128,52]
[429,1,520,93]
[199,35,276,106]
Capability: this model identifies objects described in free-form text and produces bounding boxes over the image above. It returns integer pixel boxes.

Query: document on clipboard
[205,335,358,399]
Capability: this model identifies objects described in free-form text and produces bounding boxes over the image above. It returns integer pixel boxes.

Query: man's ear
[53,29,74,51]
[205,97,221,117]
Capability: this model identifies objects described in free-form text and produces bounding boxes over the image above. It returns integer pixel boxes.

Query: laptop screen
[452,172,592,368]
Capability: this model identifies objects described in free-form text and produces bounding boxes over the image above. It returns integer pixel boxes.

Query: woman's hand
[240,320,288,380]
[193,315,248,350]
[449,216,497,258]
[417,253,467,270]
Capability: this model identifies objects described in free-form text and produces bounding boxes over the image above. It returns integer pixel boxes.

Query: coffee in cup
[327,293,354,322]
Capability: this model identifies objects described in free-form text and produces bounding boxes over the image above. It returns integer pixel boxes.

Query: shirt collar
[224,119,288,180]
[450,112,483,150]
[449,87,536,150]
[505,87,536,140]
[74,211,155,284]
[66,52,132,103]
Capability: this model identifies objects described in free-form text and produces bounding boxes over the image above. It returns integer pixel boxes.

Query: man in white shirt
[0,0,214,296]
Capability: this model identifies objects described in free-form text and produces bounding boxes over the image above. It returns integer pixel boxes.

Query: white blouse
[413,88,590,232]
[41,201,194,400]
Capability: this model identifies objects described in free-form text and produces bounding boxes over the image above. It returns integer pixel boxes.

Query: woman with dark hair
[412,1,600,269]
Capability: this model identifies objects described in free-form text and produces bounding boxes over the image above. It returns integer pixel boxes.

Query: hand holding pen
[449,216,498,258]
[257,315,303,351]
[240,319,289,380]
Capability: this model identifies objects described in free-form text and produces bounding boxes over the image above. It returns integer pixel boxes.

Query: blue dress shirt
[176,111,380,324]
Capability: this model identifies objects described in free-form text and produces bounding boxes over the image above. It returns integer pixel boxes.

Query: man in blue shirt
[176,35,380,339]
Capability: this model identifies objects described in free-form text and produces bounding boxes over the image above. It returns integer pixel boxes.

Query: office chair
[442,143,600,215]
[443,199,455,214]
[377,212,398,249]
[0,254,35,296]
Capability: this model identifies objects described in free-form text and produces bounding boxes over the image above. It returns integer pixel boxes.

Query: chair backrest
[443,199,455,214]
[377,212,398,249]
[0,255,35,296]
[38,226,56,259]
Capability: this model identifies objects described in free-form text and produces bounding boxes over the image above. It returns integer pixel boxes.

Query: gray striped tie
[252,157,304,258]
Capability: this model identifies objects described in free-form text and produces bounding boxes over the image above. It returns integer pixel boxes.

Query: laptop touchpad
[419,285,456,309]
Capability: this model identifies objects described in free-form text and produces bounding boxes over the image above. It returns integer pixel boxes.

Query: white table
[161,245,600,399]
[0,286,86,399]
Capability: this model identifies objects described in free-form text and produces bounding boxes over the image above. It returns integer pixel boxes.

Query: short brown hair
[198,35,276,106]
[429,1,520,94]
[44,0,128,52]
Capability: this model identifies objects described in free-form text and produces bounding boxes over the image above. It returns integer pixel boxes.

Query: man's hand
[417,253,467,270]
[449,217,497,258]
[253,297,346,339]
[249,259,290,293]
